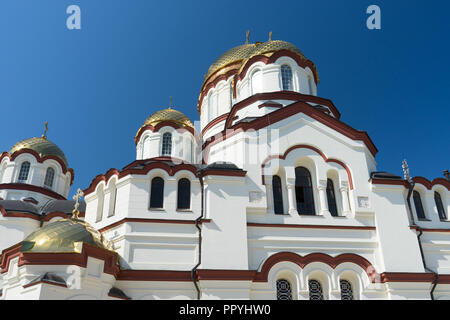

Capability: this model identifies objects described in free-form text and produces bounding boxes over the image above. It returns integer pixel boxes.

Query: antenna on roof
[246,30,250,44]
[41,121,48,139]
[269,31,272,41]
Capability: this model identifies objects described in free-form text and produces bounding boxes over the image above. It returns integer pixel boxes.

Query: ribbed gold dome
[204,39,310,84]
[21,218,112,254]
[245,40,306,61]
[142,108,194,129]
[9,137,69,168]
[205,43,258,81]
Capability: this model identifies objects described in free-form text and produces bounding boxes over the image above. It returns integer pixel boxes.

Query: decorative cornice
[0,149,74,186]
[0,183,66,200]
[201,114,228,136]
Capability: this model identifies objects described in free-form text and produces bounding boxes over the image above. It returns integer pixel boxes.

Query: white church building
[0,37,449,300]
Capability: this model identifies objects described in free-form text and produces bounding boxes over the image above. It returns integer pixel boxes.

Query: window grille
[276,279,292,300]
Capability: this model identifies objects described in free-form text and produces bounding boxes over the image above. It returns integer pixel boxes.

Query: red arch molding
[134,121,199,146]
[84,160,246,196]
[0,150,74,185]
[202,101,377,162]
[261,144,354,190]
[371,177,450,192]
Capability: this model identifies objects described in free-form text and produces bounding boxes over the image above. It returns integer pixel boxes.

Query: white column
[286,178,298,215]
[340,185,351,216]
[265,180,274,214]
[317,180,329,216]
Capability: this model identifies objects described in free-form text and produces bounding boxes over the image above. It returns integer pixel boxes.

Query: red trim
[201,114,228,136]
[379,272,435,283]
[0,150,74,185]
[1,243,119,276]
[23,280,68,289]
[254,252,376,282]
[258,102,283,109]
[410,226,450,233]
[98,218,212,233]
[117,270,192,282]
[0,205,41,221]
[0,183,66,200]
[260,144,354,189]
[84,162,199,196]
[134,122,197,145]
[203,100,377,162]
[236,50,319,86]
[247,223,375,230]
[225,92,341,128]
[196,269,256,281]
[413,177,450,191]
[371,178,450,192]
[198,67,241,113]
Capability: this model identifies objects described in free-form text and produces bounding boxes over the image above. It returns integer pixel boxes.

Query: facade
[0,38,449,300]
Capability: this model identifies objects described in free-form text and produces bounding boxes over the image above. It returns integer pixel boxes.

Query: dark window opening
[150,177,164,209]
[295,167,315,215]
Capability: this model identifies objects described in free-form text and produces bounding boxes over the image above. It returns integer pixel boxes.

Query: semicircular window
[276,279,292,300]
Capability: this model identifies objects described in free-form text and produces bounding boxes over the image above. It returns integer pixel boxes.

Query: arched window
[18,161,30,182]
[281,65,293,91]
[308,280,324,300]
[308,76,314,95]
[326,179,338,217]
[108,182,117,217]
[435,192,447,220]
[161,133,172,156]
[251,69,262,94]
[340,280,354,300]
[177,178,191,210]
[413,190,426,220]
[272,175,284,215]
[295,167,315,215]
[142,136,150,159]
[276,279,292,300]
[150,177,164,209]
[96,185,104,222]
[208,93,214,121]
[43,167,55,188]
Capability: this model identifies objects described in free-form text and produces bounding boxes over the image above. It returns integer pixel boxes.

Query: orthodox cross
[169,96,172,109]
[444,170,450,182]
[42,121,48,139]
[269,31,272,41]
[72,188,84,219]
[246,30,250,44]
[402,159,410,181]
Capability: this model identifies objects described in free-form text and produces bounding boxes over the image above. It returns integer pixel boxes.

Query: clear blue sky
[0,0,449,198]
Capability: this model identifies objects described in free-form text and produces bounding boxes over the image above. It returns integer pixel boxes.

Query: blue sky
[0,0,449,198]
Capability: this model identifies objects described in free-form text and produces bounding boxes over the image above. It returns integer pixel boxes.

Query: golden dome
[20,218,112,254]
[205,44,258,81]
[204,39,311,85]
[141,108,194,129]
[245,40,306,61]
[9,137,69,168]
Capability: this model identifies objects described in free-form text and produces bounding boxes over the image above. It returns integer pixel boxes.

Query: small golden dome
[21,218,112,254]
[142,108,194,129]
[9,137,69,168]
